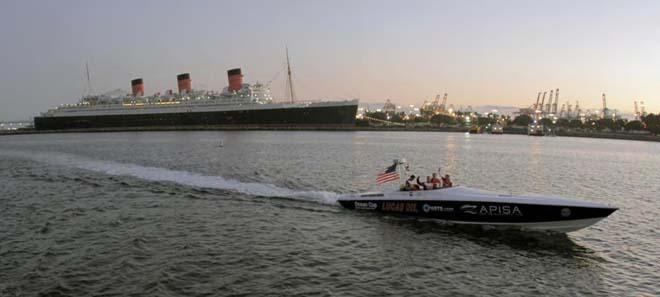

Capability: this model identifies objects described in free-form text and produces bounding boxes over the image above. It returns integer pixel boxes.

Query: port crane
[539,91,547,118]
[534,92,541,111]
[601,93,608,119]
[552,88,559,114]
[440,93,448,111]
[432,94,440,107]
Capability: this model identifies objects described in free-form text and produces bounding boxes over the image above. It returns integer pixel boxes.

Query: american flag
[376,162,399,184]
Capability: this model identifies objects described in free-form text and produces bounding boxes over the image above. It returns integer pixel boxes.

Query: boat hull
[447,217,607,233]
[337,187,617,233]
[34,102,358,130]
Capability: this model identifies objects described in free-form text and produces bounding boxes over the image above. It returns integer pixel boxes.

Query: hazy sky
[1,0,659,120]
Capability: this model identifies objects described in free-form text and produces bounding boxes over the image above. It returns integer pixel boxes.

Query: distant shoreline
[555,130,660,142]
[0,125,471,135]
[1,126,659,142]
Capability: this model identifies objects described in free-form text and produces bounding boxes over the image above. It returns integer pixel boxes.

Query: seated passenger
[404,175,420,191]
[441,174,453,188]
[430,173,442,189]
[416,176,430,190]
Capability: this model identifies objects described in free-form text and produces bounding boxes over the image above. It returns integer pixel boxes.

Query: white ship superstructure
[34,67,358,130]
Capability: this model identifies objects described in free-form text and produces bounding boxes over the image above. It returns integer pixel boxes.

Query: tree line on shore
[359,110,660,135]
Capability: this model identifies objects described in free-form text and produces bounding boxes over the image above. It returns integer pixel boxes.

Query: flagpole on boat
[396,158,408,189]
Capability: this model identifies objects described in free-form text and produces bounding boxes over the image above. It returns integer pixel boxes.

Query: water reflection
[365,212,602,260]
[343,211,607,295]
[443,134,458,175]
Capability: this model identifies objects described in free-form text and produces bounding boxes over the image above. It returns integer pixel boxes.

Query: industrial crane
[601,93,608,119]
[539,91,547,117]
[546,90,554,113]
[534,92,541,111]
[552,88,559,114]
[440,93,448,111]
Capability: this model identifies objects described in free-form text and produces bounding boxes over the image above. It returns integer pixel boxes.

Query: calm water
[0,131,658,296]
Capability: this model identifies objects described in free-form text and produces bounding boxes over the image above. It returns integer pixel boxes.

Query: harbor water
[1,131,658,296]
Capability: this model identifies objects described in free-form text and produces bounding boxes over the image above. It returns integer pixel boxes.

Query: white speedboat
[338,186,617,233]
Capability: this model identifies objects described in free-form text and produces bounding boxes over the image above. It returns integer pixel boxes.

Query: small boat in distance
[490,123,503,134]
[338,160,617,233]
[468,125,482,134]
[528,122,545,136]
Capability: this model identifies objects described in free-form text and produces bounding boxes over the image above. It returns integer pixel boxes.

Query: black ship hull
[34,104,358,130]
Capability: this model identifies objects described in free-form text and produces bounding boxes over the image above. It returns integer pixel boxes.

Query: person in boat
[442,174,453,188]
[404,175,420,191]
[416,176,430,190]
[430,173,442,189]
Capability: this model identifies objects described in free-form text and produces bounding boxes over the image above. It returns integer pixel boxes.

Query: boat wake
[0,150,339,205]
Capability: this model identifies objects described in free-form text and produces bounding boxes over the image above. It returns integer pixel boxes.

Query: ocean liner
[34,58,358,130]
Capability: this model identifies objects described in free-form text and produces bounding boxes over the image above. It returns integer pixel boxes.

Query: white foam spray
[1,150,339,205]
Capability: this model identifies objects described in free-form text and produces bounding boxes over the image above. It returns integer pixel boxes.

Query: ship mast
[285,46,296,103]
[85,61,93,96]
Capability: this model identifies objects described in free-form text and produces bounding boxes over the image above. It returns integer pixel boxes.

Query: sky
[0,0,659,121]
